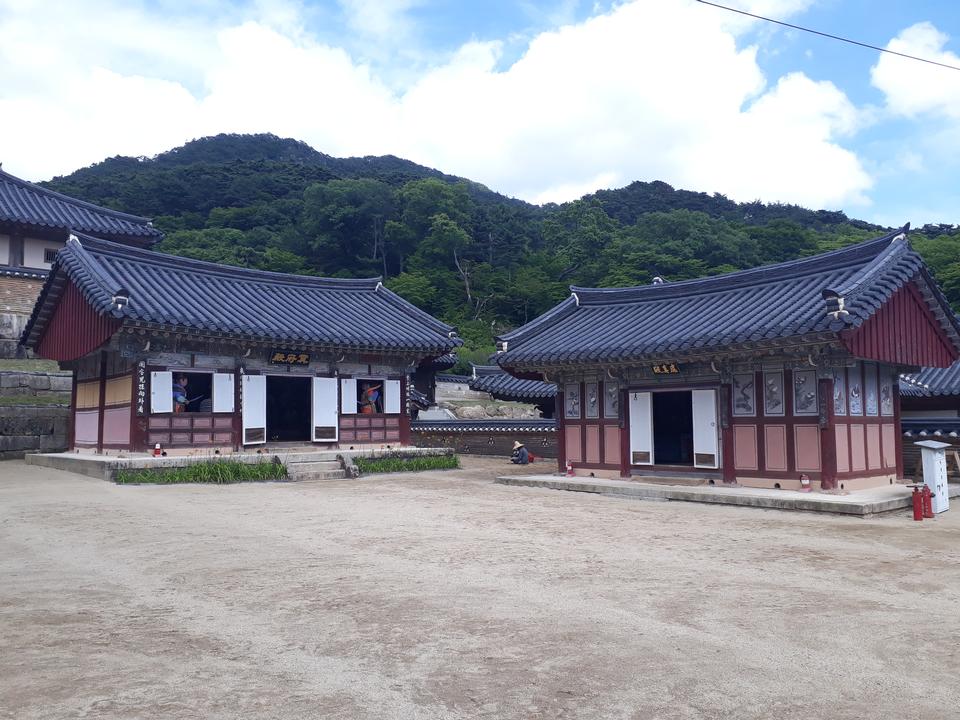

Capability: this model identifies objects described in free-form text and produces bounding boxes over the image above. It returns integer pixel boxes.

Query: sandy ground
[1,457,958,720]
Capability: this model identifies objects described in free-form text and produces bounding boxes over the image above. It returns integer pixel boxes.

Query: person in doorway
[511,441,529,465]
[173,374,189,413]
[360,383,382,414]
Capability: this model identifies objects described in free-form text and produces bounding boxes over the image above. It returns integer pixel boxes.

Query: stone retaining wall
[0,370,72,459]
[413,429,557,459]
[0,406,70,459]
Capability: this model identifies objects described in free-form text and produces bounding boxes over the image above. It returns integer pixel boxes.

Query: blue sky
[1,0,959,227]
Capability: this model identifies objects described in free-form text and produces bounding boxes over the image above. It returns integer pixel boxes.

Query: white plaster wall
[23,237,63,269]
[0,235,9,265]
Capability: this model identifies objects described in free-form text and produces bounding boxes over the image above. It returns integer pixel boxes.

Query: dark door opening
[653,391,693,465]
[266,375,311,443]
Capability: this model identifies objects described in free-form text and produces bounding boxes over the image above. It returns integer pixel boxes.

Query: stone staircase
[285,458,347,481]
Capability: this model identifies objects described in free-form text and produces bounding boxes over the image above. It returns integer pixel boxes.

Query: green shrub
[354,453,459,475]
[114,459,287,485]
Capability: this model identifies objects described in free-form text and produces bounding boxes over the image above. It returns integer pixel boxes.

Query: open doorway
[266,375,311,443]
[653,391,693,465]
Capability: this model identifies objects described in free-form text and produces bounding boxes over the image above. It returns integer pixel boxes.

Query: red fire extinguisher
[154,442,162,457]
[922,485,934,519]
[565,460,575,476]
[912,486,924,522]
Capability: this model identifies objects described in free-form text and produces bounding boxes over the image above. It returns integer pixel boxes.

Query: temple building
[496,227,960,491]
[469,364,556,418]
[0,168,162,356]
[900,357,960,477]
[20,233,459,453]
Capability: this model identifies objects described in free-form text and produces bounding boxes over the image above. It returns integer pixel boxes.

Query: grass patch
[0,394,70,406]
[354,453,460,475]
[0,359,61,372]
[115,459,287,485]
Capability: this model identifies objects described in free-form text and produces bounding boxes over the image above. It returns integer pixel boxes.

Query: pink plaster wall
[603,426,620,465]
[733,425,758,470]
[74,409,99,445]
[794,425,821,472]
[881,423,896,469]
[585,425,600,464]
[565,425,582,463]
[103,406,131,446]
[835,424,850,472]
[849,424,866,471]
[866,425,882,470]
[764,425,788,471]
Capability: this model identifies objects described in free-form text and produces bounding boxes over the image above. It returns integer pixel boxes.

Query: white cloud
[871,22,960,119]
[0,0,872,210]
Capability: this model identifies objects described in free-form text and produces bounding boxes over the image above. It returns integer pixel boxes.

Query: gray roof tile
[900,357,960,397]
[498,228,960,367]
[22,233,460,354]
[0,169,162,242]
[469,364,556,400]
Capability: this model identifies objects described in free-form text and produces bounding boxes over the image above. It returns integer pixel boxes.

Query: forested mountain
[42,133,960,369]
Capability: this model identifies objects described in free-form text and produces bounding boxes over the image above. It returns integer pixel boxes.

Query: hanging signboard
[269,350,311,366]
[651,363,681,375]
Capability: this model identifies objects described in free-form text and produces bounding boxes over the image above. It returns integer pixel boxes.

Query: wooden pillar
[9,230,24,267]
[818,376,837,490]
[95,351,107,453]
[67,366,78,450]
[233,365,243,452]
[619,388,630,478]
[398,377,411,446]
[556,389,566,473]
[720,384,736,484]
[894,379,904,481]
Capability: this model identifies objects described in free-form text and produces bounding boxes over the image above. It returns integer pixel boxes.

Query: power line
[694,0,960,72]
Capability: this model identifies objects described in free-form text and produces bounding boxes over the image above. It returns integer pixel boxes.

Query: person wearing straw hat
[511,440,529,465]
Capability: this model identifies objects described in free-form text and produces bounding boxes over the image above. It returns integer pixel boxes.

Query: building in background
[496,227,960,491]
[0,168,162,357]
[469,364,556,418]
[900,359,960,478]
[21,234,459,453]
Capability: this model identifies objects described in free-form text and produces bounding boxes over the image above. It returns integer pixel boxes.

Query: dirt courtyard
[1,457,958,720]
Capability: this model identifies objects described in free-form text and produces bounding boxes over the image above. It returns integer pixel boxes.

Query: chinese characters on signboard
[651,363,680,375]
[136,361,146,415]
[269,350,310,366]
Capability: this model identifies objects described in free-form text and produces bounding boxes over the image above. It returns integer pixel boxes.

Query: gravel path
[1,457,958,719]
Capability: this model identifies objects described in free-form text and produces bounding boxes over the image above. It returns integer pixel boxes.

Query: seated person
[173,375,189,413]
[511,441,530,465]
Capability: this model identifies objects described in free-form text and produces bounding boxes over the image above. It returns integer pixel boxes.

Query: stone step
[287,460,342,472]
[289,470,348,481]
[629,475,708,487]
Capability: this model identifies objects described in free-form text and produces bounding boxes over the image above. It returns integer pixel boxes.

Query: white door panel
[212,373,235,413]
[340,378,357,415]
[629,391,653,465]
[241,374,266,445]
[312,377,339,442]
[385,379,401,414]
[692,389,719,469]
[150,371,173,414]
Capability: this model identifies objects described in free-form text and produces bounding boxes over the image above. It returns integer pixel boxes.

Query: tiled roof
[22,233,461,355]
[902,418,960,438]
[408,387,431,409]
[412,418,557,433]
[0,265,48,280]
[0,169,162,243]
[469,364,556,400]
[436,373,471,384]
[417,352,458,371]
[497,228,960,368]
[900,354,960,398]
